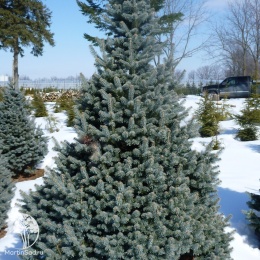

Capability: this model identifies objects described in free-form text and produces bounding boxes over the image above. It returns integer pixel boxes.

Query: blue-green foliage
[20,0,232,259]
[0,87,48,176]
[246,184,260,246]
[0,151,15,231]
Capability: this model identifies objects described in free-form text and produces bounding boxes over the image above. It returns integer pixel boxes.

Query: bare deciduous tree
[161,0,209,72]
[195,64,223,82]
[188,70,196,82]
[209,0,260,79]
[228,0,251,75]
[247,0,260,79]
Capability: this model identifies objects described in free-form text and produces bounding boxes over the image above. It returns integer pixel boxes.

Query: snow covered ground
[0,97,260,259]
[184,96,260,259]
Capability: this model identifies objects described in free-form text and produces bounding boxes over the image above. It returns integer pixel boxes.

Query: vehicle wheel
[208,92,219,101]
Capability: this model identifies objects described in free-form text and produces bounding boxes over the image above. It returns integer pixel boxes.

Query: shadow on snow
[218,187,259,248]
[246,144,260,153]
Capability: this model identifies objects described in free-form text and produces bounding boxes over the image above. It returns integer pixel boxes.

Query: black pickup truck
[201,76,260,99]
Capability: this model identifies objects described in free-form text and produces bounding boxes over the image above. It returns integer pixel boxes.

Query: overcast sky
[0,0,229,80]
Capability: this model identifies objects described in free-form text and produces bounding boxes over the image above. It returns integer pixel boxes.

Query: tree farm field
[0,96,259,259]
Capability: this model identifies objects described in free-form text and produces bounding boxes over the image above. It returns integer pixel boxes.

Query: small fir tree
[0,86,48,176]
[195,94,221,137]
[54,93,75,127]
[0,87,3,101]
[31,91,48,117]
[236,125,258,141]
[54,93,69,113]
[217,99,232,121]
[66,104,76,127]
[20,87,37,96]
[20,0,232,259]
[44,114,60,133]
[246,184,260,245]
[235,94,260,141]
[0,150,15,232]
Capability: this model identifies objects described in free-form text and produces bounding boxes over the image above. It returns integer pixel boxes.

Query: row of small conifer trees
[28,89,76,127]
[196,93,260,141]
[196,93,260,244]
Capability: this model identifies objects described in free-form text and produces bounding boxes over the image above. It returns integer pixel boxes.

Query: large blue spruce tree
[0,87,48,176]
[20,0,232,259]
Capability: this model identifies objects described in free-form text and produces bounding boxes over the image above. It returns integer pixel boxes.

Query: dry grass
[12,169,44,183]
[0,225,7,239]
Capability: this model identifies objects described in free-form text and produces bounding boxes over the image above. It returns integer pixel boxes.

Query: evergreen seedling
[0,86,48,176]
[20,1,232,259]
[212,135,221,150]
[235,94,260,141]
[20,87,37,96]
[236,127,258,141]
[66,104,75,127]
[31,91,48,117]
[54,92,76,126]
[54,93,68,112]
[0,87,3,101]
[45,114,60,133]
[216,98,232,121]
[195,94,221,137]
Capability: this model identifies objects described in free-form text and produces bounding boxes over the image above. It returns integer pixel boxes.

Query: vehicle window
[220,79,228,86]
[237,78,247,84]
[228,79,236,85]
[220,78,235,86]
[236,78,248,92]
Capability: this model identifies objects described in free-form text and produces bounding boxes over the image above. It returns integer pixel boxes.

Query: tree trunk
[243,48,247,76]
[254,57,259,79]
[12,38,19,89]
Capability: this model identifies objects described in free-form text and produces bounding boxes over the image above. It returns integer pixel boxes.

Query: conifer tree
[76,0,179,44]
[0,87,3,101]
[20,0,232,259]
[246,184,260,245]
[54,93,75,127]
[0,0,55,89]
[66,103,76,127]
[0,86,48,176]
[235,94,260,141]
[31,91,48,117]
[0,150,15,232]
[195,94,221,137]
